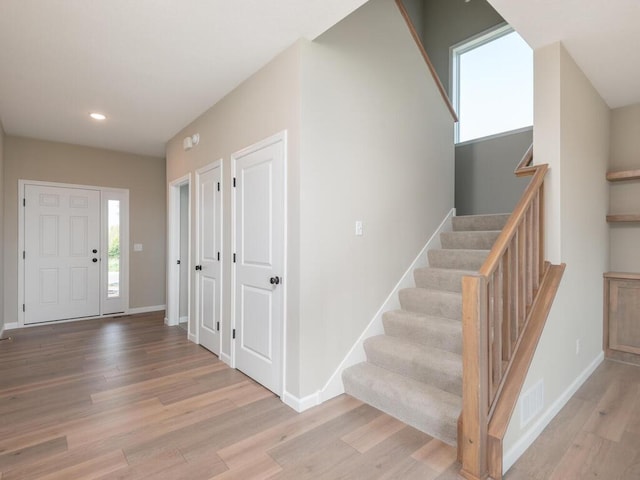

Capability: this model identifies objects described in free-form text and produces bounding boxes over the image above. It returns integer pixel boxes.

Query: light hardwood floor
[0,313,460,479]
[2,314,639,479]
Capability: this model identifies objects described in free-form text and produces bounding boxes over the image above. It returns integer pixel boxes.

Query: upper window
[452,25,533,144]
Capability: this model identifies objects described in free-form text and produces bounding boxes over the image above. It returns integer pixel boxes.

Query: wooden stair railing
[459,146,566,480]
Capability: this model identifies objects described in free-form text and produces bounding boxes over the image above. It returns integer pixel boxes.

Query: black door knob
[195,265,202,271]
[92,249,98,254]
[270,276,280,285]
[92,258,98,263]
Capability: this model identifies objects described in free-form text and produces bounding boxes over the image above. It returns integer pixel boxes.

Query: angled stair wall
[342,213,509,446]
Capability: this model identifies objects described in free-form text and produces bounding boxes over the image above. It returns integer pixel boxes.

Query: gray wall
[421,0,504,95]
[609,103,640,272]
[299,0,454,396]
[3,137,167,323]
[402,0,425,39]
[455,128,532,215]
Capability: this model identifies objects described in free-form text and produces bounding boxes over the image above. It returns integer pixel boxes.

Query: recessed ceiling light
[90,112,106,120]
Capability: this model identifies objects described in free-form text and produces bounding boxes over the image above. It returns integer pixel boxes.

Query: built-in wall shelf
[607,214,640,223]
[607,169,640,182]
[607,167,640,222]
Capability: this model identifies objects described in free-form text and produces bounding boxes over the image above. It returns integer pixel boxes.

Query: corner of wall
[287,209,455,412]
[503,41,610,473]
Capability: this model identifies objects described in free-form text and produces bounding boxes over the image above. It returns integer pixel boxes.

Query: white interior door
[196,163,222,355]
[24,184,101,324]
[234,135,285,395]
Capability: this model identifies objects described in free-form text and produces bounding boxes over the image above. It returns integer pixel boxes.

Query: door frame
[18,179,130,327]
[194,160,223,355]
[231,131,288,396]
[166,174,192,337]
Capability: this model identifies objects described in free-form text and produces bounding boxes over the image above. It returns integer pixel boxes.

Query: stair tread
[399,288,462,319]
[428,249,489,271]
[383,310,462,353]
[440,230,501,250]
[365,335,462,394]
[343,362,461,445]
[452,213,510,232]
[366,335,462,371]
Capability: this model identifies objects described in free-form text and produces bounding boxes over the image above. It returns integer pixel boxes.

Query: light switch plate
[134,243,143,252]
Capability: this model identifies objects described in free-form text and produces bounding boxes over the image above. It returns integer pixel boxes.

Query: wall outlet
[355,220,363,236]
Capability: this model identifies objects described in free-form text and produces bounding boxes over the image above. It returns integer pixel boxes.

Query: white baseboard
[3,322,18,332]
[283,390,322,413]
[188,332,198,343]
[220,353,232,367]
[503,351,604,473]
[179,316,188,324]
[128,305,166,315]
[289,209,455,412]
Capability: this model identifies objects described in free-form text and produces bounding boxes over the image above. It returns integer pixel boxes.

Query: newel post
[460,275,489,480]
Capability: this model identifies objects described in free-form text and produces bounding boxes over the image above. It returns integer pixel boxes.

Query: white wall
[609,104,640,272]
[165,43,302,385]
[503,42,610,470]
[0,121,4,335]
[298,0,455,397]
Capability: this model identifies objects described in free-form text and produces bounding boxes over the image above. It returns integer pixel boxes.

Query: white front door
[24,184,101,324]
[233,134,285,395]
[196,163,222,355]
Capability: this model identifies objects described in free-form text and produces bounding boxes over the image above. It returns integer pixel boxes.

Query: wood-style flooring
[0,313,460,479]
[506,359,640,480]
[3,313,640,479]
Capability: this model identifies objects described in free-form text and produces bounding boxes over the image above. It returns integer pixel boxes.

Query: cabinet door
[608,278,640,355]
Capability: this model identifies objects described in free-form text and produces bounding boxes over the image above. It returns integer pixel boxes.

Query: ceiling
[488,0,640,110]
[0,0,368,157]
[1,1,638,158]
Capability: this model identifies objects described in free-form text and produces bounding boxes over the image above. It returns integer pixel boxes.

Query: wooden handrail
[460,146,564,480]
[395,0,459,122]
[479,164,547,277]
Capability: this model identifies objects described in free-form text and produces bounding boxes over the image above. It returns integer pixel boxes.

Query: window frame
[450,23,532,144]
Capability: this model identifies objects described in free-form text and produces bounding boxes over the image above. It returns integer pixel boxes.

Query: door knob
[92,258,98,263]
[92,249,98,254]
[195,265,202,271]
[270,276,280,285]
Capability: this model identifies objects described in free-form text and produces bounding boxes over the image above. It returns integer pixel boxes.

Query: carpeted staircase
[342,213,510,446]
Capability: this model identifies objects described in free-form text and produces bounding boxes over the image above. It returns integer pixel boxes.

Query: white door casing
[167,174,191,330]
[233,133,286,396]
[24,184,101,324]
[196,162,222,355]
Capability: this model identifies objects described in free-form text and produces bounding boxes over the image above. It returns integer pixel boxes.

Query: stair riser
[382,314,462,354]
[342,364,460,446]
[452,214,510,232]
[440,231,500,250]
[364,340,462,396]
[428,249,488,270]
[413,268,466,293]
[343,378,457,445]
[399,290,461,319]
